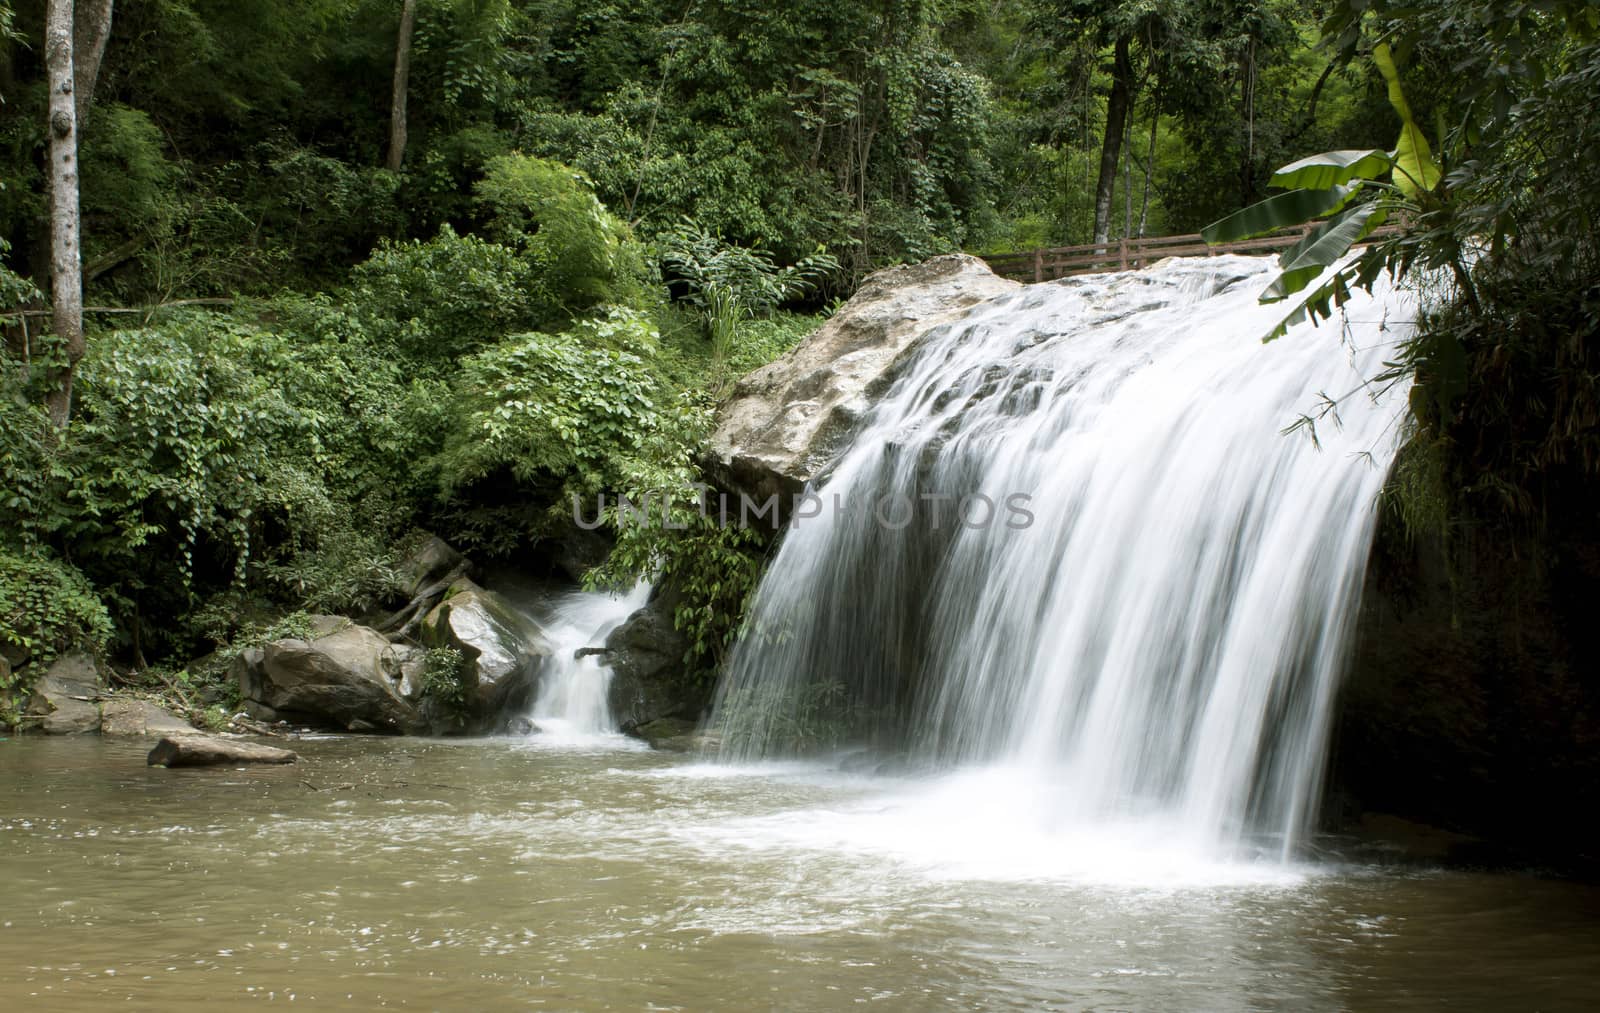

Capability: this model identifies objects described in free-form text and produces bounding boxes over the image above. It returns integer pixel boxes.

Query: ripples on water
[3,735,1598,1010]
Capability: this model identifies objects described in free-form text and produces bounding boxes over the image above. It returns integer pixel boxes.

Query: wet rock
[421,580,552,718]
[240,617,421,733]
[24,654,104,734]
[505,715,537,736]
[705,254,1019,518]
[147,733,298,767]
[395,644,427,702]
[628,717,702,752]
[100,698,195,737]
[605,589,699,733]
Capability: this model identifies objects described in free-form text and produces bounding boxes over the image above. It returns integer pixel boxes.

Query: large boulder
[239,617,421,733]
[604,589,699,735]
[24,653,104,734]
[705,254,1019,515]
[421,580,552,718]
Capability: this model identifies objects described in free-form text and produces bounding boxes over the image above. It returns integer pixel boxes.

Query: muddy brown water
[2,734,1597,1010]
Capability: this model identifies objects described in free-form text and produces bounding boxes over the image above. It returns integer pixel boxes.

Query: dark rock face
[629,717,701,752]
[147,733,298,767]
[605,590,699,734]
[704,254,1019,517]
[1331,517,1600,864]
[238,618,422,733]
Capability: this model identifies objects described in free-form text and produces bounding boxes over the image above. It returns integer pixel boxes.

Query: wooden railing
[980,225,1402,283]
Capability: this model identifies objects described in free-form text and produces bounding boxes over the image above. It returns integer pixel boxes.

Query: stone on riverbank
[147,733,298,767]
[24,654,104,735]
[101,698,195,737]
[238,617,422,734]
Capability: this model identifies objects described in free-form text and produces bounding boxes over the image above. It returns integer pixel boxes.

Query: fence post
[1033,249,1043,283]
[1118,236,1129,270]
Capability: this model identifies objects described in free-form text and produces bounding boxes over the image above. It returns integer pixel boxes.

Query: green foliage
[658,220,837,375]
[419,646,471,719]
[1202,43,1445,342]
[436,308,668,495]
[347,226,553,364]
[476,153,645,309]
[0,550,113,670]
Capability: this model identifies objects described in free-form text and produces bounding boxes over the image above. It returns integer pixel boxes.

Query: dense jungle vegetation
[2,0,1596,725]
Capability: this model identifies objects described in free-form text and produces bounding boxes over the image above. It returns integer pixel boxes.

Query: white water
[710,255,1415,863]
[527,582,651,741]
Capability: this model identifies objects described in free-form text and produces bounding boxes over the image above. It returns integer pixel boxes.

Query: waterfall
[527,583,650,739]
[709,255,1414,856]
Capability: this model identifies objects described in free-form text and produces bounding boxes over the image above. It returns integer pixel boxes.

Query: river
[3,734,1597,1010]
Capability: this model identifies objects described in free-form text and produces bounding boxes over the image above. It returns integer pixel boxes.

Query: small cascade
[709,255,1416,858]
[527,583,650,740]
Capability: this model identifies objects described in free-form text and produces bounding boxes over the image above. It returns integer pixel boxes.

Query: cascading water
[709,255,1415,860]
[527,583,650,740]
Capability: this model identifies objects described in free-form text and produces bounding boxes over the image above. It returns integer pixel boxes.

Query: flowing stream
[713,255,1413,862]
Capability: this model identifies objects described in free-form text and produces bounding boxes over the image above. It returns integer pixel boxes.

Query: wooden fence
[980,225,1401,283]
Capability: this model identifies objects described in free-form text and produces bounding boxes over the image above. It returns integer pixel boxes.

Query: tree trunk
[1092,35,1133,247]
[44,0,83,430]
[1137,95,1159,238]
[73,0,114,127]
[385,0,418,172]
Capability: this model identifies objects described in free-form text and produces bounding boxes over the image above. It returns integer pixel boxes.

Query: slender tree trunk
[73,0,113,127]
[1092,35,1132,246]
[44,0,83,430]
[1138,95,1159,238]
[385,0,418,171]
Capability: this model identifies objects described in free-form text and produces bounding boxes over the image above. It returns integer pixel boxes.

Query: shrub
[435,308,670,497]
[347,225,556,364]
[0,550,113,693]
[476,153,646,311]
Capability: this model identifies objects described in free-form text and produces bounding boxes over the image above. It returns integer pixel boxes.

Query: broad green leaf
[1269,150,1392,191]
[1374,43,1441,198]
[1261,202,1389,303]
[1203,185,1359,244]
[1263,265,1357,342]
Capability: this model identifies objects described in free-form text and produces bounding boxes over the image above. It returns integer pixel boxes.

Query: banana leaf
[1202,184,1359,244]
[1269,149,1392,191]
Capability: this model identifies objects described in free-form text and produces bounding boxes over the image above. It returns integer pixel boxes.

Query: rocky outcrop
[705,254,1019,515]
[605,588,698,734]
[147,733,298,767]
[237,617,422,733]
[421,579,552,717]
[24,654,104,734]
[101,698,194,737]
